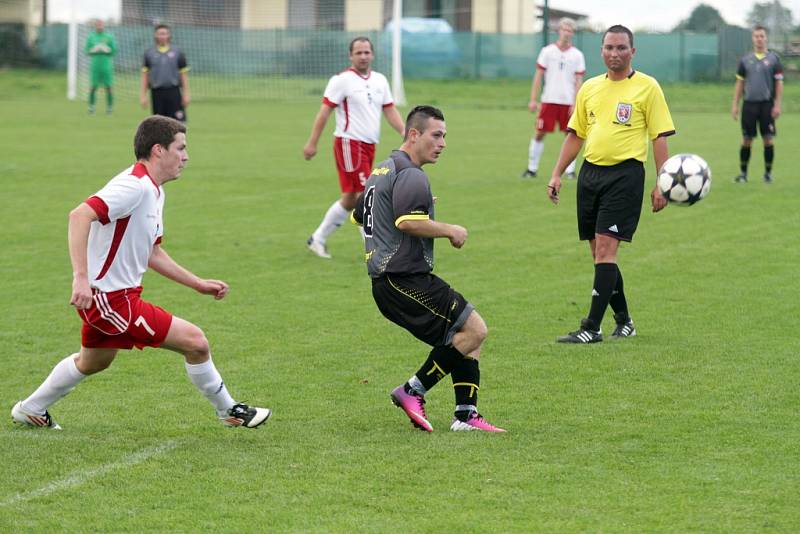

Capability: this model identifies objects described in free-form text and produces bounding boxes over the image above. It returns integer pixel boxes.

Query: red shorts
[536,103,573,133]
[78,287,173,350]
[333,137,375,193]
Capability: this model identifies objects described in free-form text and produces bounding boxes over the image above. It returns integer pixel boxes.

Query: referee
[352,106,504,433]
[546,25,675,344]
[731,25,784,184]
[140,24,190,122]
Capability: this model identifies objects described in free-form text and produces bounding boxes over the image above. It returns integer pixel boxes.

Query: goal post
[67,0,406,104]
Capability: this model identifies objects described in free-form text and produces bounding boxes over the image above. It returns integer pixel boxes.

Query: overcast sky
[48,0,800,29]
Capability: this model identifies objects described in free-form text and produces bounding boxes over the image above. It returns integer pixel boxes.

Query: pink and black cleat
[390,385,433,432]
[450,411,506,433]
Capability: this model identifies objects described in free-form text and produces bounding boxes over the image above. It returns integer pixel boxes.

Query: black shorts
[577,159,645,242]
[151,87,186,122]
[371,273,474,347]
[741,100,775,139]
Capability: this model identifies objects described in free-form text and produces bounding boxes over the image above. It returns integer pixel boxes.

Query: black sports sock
[608,264,629,320]
[414,345,461,392]
[764,145,774,173]
[740,146,751,174]
[451,357,480,419]
[586,263,618,330]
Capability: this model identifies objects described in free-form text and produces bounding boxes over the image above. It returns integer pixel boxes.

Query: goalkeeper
[84,19,116,114]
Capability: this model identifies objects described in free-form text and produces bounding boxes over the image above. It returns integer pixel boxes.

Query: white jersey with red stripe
[322,68,394,144]
[84,162,164,292]
[536,43,586,105]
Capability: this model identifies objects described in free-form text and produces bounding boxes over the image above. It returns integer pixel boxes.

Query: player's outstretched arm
[148,246,229,300]
[397,219,467,248]
[68,203,100,310]
[304,104,333,160]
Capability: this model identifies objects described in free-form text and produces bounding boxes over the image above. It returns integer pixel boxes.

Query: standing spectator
[85,19,116,114]
[731,25,784,184]
[303,37,405,259]
[141,24,190,122]
[522,17,585,179]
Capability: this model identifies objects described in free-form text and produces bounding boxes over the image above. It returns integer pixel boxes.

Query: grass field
[1,69,799,531]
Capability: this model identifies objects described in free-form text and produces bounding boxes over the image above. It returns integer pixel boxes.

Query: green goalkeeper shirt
[85,31,116,73]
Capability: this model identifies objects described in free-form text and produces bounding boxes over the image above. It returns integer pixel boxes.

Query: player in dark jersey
[352,106,505,433]
[140,24,190,122]
[731,26,784,184]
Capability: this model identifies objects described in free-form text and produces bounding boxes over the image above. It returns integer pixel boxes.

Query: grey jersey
[143,46,188,89]
[737,51,784,102]
[354,150,435,278]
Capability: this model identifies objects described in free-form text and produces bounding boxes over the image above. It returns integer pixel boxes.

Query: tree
[674,3,727,32]
[747,1,793,44]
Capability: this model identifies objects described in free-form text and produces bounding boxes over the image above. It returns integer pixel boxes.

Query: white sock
[185,358,236,417]
[359,225,365,243]
[528,139,545,172]
[565,158,577,174]
[312,200,349,244]
[22,354,86,415]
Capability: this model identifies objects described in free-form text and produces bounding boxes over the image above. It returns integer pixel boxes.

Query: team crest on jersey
[616,103,633,124]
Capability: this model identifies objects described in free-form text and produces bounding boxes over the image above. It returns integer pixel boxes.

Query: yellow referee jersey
[568,71,675,166]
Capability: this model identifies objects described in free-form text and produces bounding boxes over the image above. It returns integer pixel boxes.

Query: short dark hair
[753,25,767,34]
[154,23,171,33]
[404,106,445,140]
[349,37,373,53]
[603,24,634,47]
[134,116,186,160]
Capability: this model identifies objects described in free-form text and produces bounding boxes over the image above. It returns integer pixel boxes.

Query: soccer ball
[657,154,712,206]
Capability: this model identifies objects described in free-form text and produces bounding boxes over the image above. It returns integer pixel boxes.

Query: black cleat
[220,403,271,428]
[763,172,773,184]
[520,169,537,178]
[733,173,748,183]
[611,313,636,338]
[557,319,603,344]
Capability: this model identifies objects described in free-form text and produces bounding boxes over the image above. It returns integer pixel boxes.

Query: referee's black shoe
[611,313,636,338]
[733,173,748,183]
[557,319,603,344]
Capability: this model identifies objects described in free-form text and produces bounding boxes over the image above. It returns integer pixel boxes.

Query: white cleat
[306,237,332,259]
[11,401,62,430]
[220,403,271,428]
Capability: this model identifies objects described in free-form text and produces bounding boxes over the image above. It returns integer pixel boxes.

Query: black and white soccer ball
[657,153,712,206]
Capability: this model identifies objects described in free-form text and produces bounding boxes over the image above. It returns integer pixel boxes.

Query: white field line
[0,440,179,507]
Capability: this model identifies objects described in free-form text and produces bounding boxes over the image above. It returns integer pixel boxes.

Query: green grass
[1,70,799,532]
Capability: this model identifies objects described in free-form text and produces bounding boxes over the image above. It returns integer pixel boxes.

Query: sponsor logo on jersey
[616,102,632,124]
[371,167,390,176]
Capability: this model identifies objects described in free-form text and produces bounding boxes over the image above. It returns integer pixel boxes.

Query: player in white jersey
[522,18,585,179]
[303,37,405,259]
[12,116,271,430]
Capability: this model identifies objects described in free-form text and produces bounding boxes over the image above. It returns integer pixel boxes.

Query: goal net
[72,0,402,102]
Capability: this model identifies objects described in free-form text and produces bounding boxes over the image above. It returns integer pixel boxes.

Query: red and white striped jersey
[536,44,586,105]
[322,68,394,144]
[84,162,164,292]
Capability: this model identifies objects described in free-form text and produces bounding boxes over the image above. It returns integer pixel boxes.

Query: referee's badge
[616,102,633,124]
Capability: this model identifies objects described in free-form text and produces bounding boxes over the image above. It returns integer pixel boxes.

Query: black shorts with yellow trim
[371,273,473,347]
[577,159,645,242]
